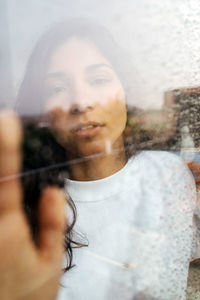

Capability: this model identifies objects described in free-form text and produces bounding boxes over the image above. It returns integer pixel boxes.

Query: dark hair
[21,122,86,272]
[16,17,134,272]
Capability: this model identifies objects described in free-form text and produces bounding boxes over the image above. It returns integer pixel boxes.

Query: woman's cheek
[46,108,70,129]
[52,127,73,150]
[110,99,127,135]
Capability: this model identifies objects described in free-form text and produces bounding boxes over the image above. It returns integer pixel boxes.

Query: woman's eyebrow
[86,63,113,73]
[46,71,67,79]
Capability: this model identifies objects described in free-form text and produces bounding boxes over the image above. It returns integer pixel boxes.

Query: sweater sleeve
[139,151,196,299]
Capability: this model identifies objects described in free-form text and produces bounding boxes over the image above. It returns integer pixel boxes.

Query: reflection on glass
[15,19,197,299]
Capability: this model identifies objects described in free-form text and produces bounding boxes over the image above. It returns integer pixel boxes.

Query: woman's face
[44,37,127,157]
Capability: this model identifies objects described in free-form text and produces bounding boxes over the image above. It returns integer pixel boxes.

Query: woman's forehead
[47,37,113,74]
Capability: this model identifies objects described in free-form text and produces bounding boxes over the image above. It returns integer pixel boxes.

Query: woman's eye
[90,78,112,86]
[46,86,67,97]
[52,86,66,93]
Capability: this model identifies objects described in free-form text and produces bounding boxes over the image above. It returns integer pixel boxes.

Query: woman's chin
[54,133,115,158]
[78,145,107,158]
[76,139,113,158]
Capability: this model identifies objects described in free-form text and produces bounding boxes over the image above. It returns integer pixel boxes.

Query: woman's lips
[71,122,105,138]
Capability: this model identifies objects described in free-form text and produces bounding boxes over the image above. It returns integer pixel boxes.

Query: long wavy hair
[16,17,135,272]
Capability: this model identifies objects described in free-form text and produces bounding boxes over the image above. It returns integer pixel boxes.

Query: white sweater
[57,151,196,300]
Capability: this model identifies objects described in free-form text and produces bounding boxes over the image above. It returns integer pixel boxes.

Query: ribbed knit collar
[65,158,134,203]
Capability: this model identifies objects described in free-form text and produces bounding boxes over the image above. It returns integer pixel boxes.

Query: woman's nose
[70,103,93,115]
[69,83,94,114]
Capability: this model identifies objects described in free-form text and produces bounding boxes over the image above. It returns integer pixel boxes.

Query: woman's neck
[69,142,127,181]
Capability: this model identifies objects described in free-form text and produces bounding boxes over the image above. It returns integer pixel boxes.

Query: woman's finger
[0,111,23,214]
[194,176,200,184]
[187,161,200,173]
[38,186,67,262]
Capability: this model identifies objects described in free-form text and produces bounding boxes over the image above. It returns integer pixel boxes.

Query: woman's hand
[0,111,66,300]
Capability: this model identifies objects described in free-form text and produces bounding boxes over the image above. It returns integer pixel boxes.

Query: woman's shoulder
[135,150,189,171]
[131,150,195,187]
[137,150,183,163]
[132,151,196,210]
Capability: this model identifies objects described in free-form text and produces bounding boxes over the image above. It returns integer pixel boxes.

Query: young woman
[16,18,196,300]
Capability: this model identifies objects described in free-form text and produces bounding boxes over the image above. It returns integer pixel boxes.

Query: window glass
[1,1,200,299]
